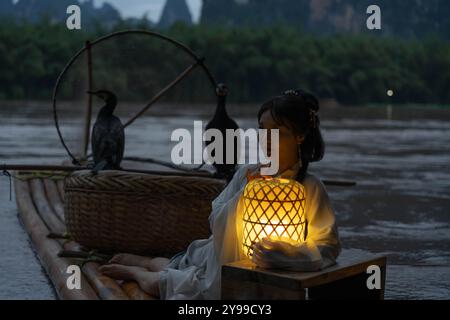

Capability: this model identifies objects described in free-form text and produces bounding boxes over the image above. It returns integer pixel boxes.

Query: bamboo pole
[15,178,99,300]
[56,179,65,202]
[29,179,65,234]
[4,164,356,186]
[43,179,65,222]
[2,164,86,172]
[3,164,219,179]
[322,180,357,187]
[82,40,94,160]
[122,59,203,129]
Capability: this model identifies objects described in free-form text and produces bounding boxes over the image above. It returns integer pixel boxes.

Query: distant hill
[159,0,193,28]
[201,0,450,39]
[0,0,194,29]
[0,0,121,29]
[0,0,15,15]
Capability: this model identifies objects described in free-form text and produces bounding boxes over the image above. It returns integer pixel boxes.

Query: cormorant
[205,84,239,181]
[87,90,125,173]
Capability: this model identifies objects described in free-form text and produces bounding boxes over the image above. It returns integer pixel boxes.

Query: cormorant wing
[110,116,125,166]
[91,117,124,166]
[91,121,110,164]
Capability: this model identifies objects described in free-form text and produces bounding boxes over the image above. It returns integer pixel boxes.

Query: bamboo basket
[64,170,226,257]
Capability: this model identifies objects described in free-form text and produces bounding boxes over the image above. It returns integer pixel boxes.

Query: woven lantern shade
[242,177,307,258]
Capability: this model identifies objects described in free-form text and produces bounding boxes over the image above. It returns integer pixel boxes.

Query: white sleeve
[303,174,341,268]
[208,165,252,231]
[208,165,262,266]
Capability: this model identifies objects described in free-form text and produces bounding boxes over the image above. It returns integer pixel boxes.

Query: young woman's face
[258,110,304,173]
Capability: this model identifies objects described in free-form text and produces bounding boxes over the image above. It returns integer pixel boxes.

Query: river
[0,102,449,299]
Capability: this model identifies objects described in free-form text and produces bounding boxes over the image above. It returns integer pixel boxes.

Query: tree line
[0,21,449,106]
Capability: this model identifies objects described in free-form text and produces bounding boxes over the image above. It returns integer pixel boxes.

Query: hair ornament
[283,89,319,129]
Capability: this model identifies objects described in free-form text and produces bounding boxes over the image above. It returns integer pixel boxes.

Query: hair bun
[283,89,319,113]
[302,93,319,113]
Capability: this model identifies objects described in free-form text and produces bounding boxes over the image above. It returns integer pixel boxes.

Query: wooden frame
[222,252,387,300]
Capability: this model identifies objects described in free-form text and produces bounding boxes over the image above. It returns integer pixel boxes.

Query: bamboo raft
[14,171,387,300]
[14,171,155,300]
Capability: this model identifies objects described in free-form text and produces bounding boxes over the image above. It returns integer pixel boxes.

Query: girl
[99,89,341,299]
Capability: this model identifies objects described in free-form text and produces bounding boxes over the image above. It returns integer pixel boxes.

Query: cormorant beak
[86,90,97,96]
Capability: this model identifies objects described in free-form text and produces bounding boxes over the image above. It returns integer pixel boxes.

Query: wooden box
[221,250,387,300]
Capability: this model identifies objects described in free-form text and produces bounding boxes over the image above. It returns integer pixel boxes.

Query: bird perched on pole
[87,90,125,174]
[205,84,239,181]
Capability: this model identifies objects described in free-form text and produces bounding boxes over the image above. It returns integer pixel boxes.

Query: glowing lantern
[242,177,306,258]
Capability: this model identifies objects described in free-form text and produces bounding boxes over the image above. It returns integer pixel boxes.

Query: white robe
[158,163,341,300]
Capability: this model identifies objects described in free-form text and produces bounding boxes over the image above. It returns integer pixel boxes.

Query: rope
[8,171,71,181]
[0,165,73,201]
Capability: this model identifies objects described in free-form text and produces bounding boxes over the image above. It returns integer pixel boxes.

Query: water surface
[0,103,449,299]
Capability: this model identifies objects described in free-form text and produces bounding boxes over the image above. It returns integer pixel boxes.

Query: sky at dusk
[85,0,203,23]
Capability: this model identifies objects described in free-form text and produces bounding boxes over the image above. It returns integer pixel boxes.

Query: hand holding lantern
[251,237,323,271]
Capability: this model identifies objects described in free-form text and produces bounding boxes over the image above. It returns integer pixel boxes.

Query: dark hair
[257,89,325,182]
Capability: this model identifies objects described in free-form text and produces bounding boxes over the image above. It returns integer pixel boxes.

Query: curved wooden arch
[52,29,219,164]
